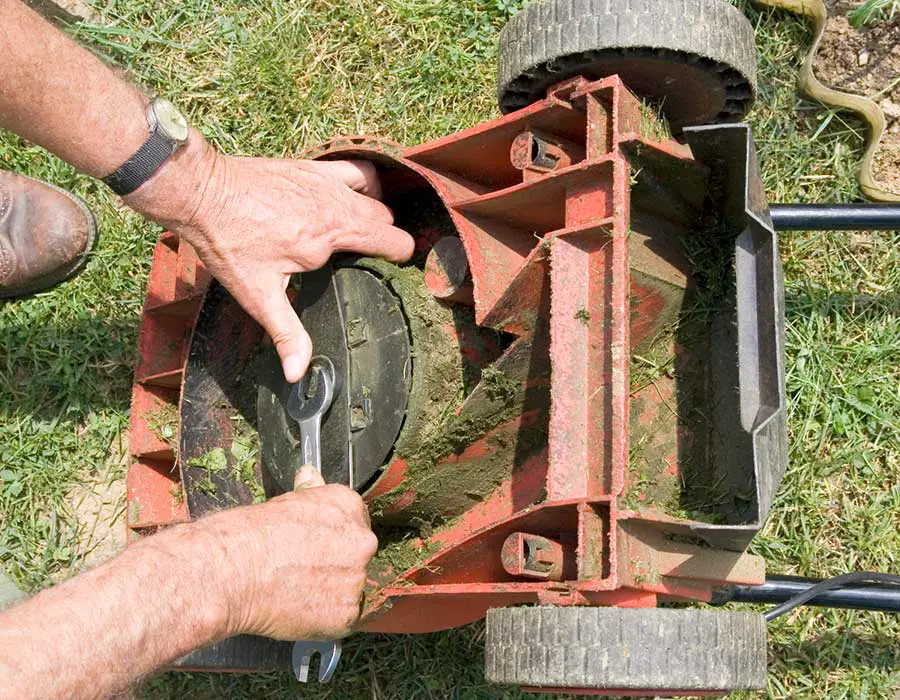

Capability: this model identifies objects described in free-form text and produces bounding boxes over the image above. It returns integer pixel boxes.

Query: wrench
[286,355,343,683]
[286,355,337,473]
[292,639,342,683]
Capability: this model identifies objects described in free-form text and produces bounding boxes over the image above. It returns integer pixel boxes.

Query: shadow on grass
[141,623,582,700]
[0,310,138,421]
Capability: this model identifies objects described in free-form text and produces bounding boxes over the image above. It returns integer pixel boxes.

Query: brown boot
[0,170,96,299]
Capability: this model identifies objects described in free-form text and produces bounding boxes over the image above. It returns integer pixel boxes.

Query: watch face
[153,98,189,143]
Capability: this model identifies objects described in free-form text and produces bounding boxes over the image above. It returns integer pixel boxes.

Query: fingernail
[283,355,303,383]
[295,465,321,490]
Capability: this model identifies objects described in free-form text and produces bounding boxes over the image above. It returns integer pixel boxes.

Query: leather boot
[0,170,96,299]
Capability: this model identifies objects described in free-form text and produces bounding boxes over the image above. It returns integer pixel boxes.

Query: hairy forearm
[0,0,227,228]
[0,478,378,699]
[0,521,234,700]
[0,3,413,385]
[0,0,149,178]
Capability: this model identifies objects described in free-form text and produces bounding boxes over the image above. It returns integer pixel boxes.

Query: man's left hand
[125,131,415,382]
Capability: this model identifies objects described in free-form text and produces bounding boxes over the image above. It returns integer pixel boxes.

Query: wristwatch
[103,97,190,196]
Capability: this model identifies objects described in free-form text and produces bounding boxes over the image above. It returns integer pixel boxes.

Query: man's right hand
[0,464,377,700]
[196,465,377,641]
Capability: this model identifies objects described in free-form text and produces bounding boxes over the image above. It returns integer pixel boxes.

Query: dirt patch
[66,431,128,574]
[818,1,900,193]
[26,0,100,23]
[0,569,25,610]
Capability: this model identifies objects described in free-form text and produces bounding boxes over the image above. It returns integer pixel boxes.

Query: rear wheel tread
[485,606,768,691]
[497,0,758,126]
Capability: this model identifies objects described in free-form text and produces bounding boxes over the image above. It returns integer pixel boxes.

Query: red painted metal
[126,76,766,684]
[127,233,205,539]
[423,236,474,304]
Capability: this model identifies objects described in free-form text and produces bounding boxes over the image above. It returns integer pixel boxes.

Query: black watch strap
[103,129,179,196]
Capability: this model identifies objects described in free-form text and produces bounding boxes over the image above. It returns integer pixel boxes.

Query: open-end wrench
[292,639,342,683]
[286,355,337,473]
[285,356,343,683]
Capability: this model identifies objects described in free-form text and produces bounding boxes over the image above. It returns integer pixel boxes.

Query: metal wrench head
[287,355,337,423]
[287,356,338,473]
[292,639,342,683]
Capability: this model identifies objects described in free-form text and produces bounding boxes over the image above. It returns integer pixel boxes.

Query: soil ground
[64,432,126,575]
[819,0,900,192]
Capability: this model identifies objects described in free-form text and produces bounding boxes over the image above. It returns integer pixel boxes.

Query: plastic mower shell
[125,0,788,693]
[126,83,785,695]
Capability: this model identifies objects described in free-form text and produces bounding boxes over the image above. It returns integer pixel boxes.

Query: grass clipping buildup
[359,259,544,580]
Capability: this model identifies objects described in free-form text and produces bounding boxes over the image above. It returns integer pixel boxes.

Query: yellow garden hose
[756,0,900,201]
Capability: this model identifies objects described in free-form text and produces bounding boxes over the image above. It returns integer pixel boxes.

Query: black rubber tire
[485,606,767,691]
[497,0,758,127]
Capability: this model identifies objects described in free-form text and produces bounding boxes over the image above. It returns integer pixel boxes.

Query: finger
[333,221,415,263]
[294,465,325,490]
[254,286,312,383]
[297,159,382,199]
[290,160,392,223]
[347,189,394,225]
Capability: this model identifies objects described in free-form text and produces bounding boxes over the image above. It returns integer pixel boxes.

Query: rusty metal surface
[126,76,779,649]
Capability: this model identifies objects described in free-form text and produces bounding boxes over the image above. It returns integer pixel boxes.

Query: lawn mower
[125,0,900,694]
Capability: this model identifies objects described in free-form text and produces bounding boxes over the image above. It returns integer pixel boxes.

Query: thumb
[256,286,312,383]
[294,465,325,490]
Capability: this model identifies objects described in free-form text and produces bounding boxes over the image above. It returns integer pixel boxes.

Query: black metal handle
[714,574,900,614]
[770,203,900,231]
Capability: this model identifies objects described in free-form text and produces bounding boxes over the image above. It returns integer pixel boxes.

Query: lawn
[1,0,899,698]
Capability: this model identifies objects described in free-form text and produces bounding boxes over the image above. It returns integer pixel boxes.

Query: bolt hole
[529,137,559,169]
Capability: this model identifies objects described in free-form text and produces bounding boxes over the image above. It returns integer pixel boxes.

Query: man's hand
[3,2,416,382]
[125,132,415,382]
[0,464,378,699]
[206,465,377,640]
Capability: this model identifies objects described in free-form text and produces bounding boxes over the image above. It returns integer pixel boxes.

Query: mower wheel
[485,606,767,692]
[497,0,758,128]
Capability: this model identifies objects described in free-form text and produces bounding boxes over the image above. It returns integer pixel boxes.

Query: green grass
[849,0,900,27]
[735,4,900,698]
[0,0,899,697]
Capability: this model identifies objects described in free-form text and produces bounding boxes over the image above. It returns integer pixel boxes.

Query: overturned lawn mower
[125,0,900,695]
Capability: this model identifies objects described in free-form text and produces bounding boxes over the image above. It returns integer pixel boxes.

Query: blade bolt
[350,398,371,432]
[347,318,368,348]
